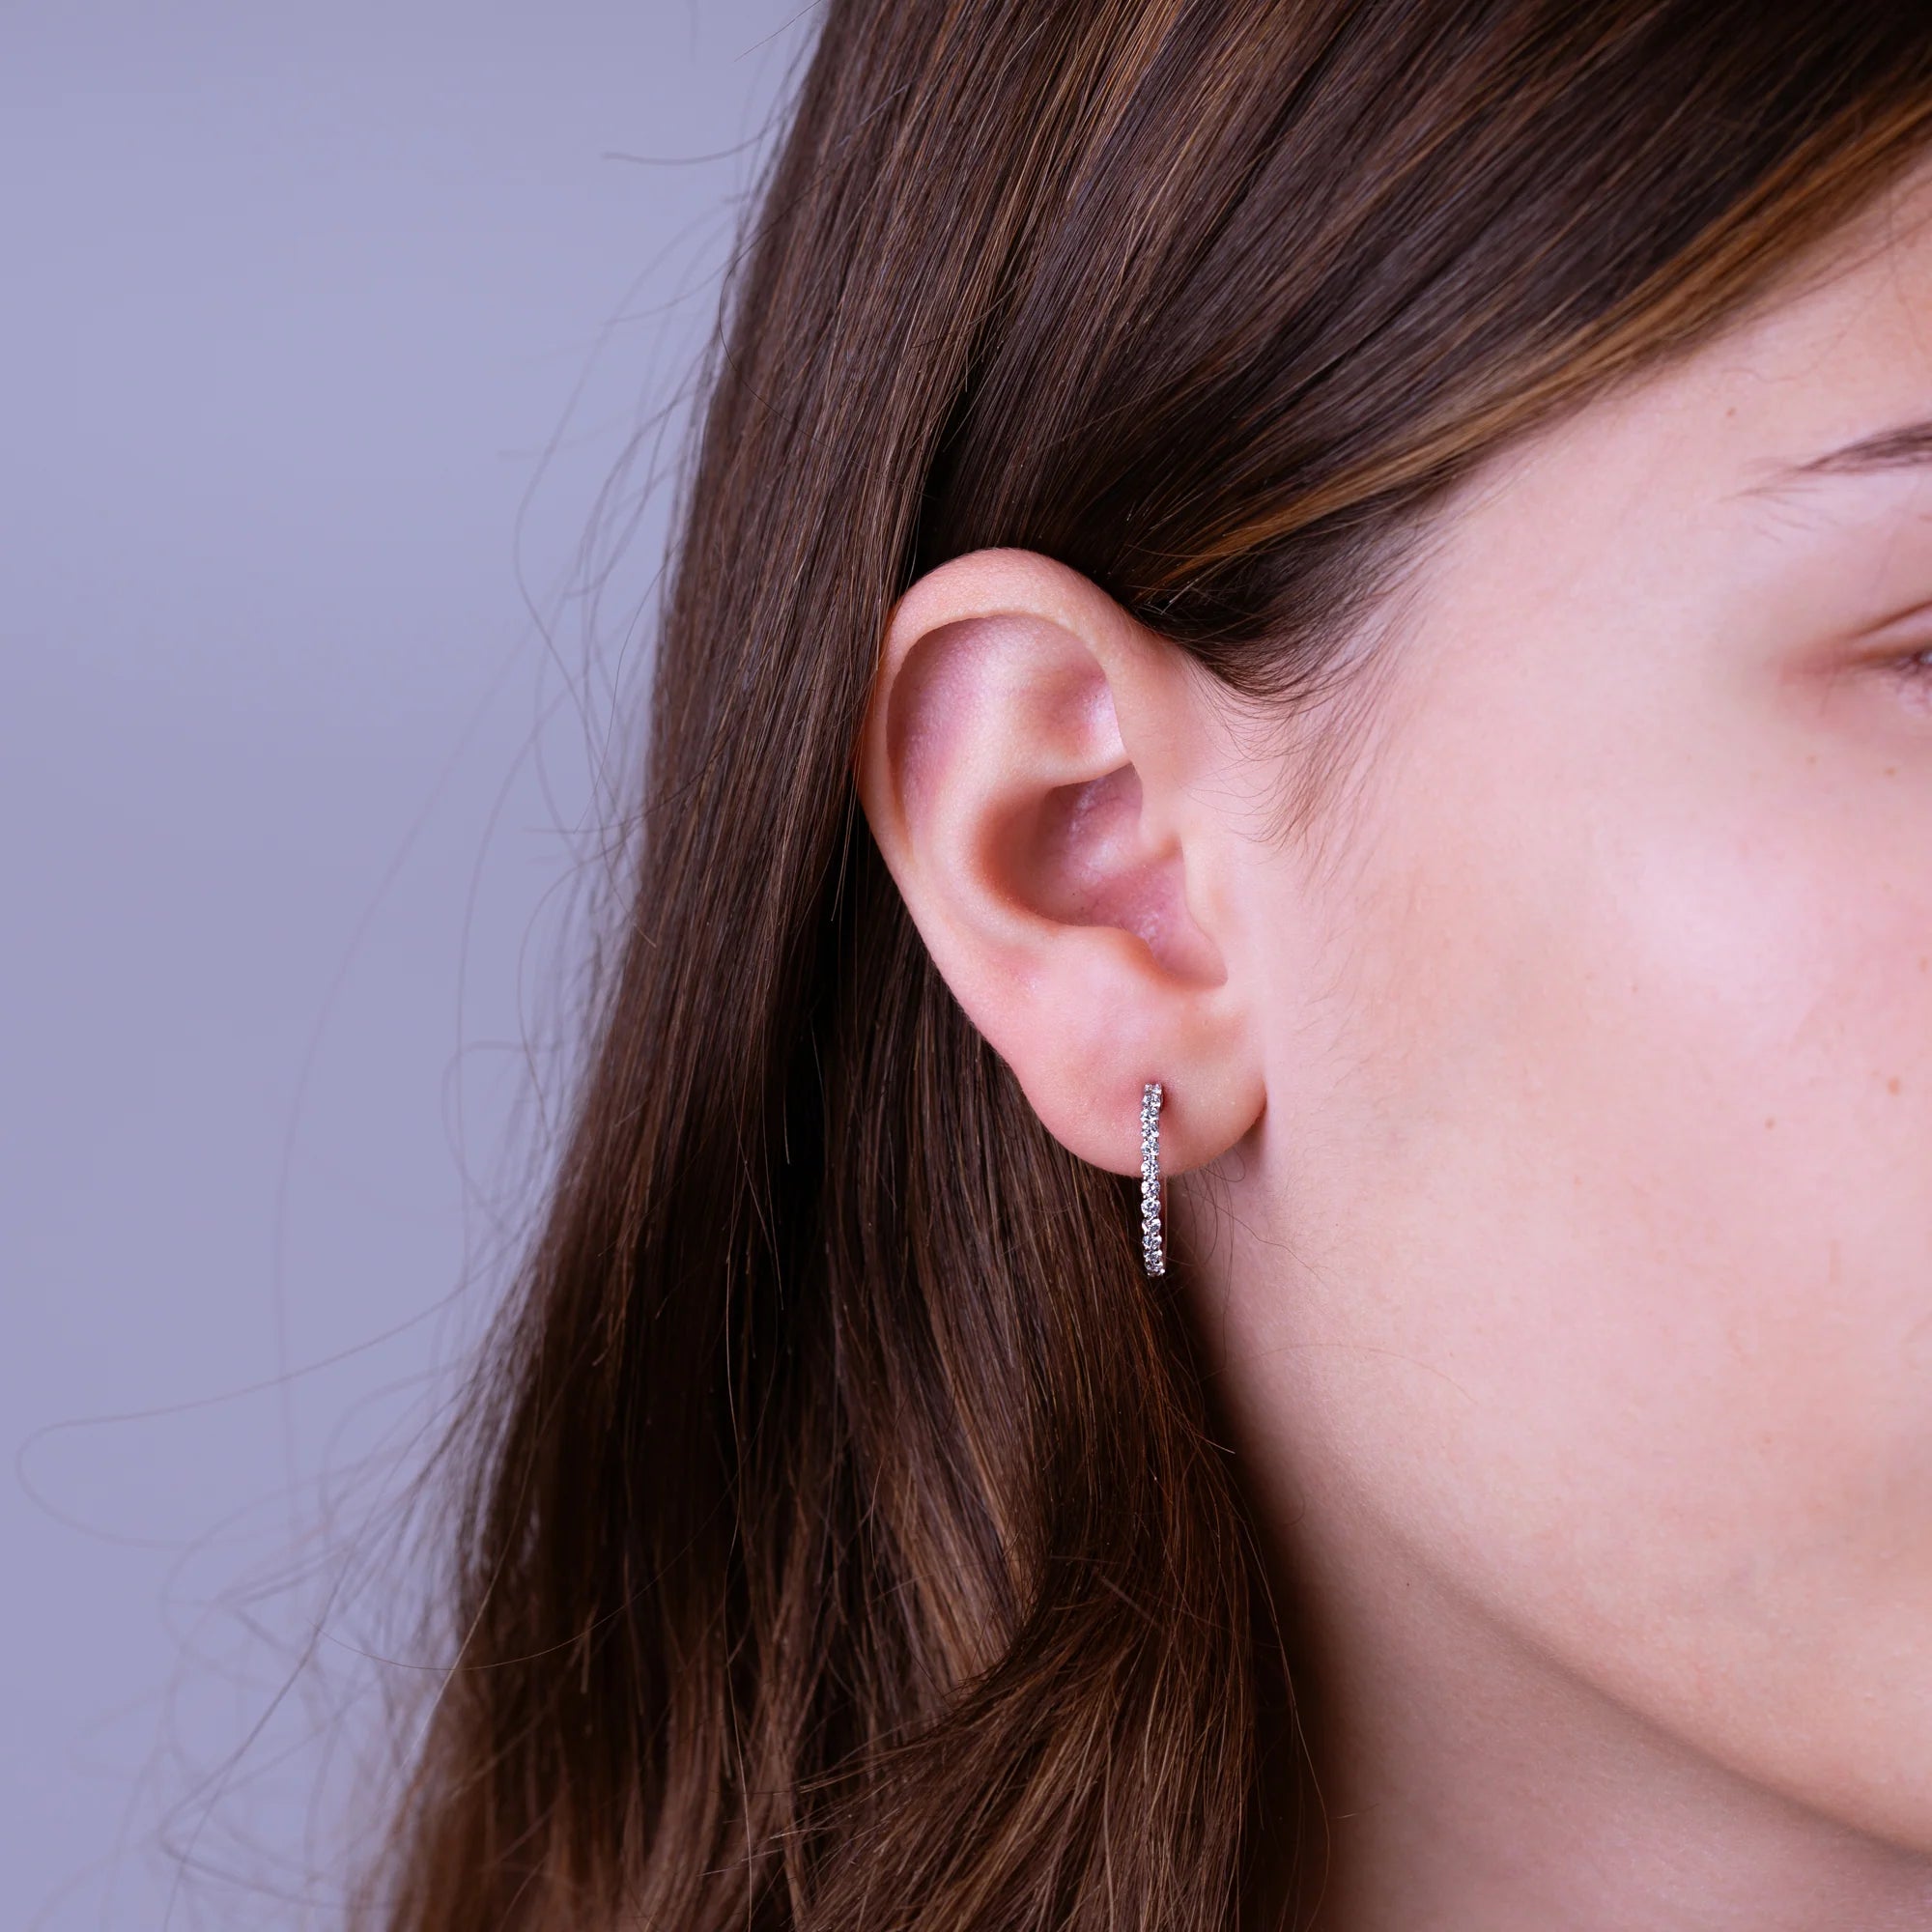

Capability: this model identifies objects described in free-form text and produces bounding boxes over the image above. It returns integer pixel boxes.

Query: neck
[1245,1499,1932,1932]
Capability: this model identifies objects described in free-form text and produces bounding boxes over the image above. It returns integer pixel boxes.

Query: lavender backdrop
[1,4,816,1921]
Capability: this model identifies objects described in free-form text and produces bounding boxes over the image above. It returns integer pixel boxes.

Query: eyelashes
[1880,644,1932,710]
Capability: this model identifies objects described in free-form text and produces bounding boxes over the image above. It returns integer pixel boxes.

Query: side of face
[1206,174,1932,1849]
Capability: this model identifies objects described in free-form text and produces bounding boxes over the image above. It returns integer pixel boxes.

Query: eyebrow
[1771,415,1932,482]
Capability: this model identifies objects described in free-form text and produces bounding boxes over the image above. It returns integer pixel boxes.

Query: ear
[855,547,1265,1178]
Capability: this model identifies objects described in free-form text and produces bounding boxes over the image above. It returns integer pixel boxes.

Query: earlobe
[856,548,1264,1181]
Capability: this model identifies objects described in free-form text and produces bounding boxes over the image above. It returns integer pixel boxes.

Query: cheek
[1268,752,1932,1830]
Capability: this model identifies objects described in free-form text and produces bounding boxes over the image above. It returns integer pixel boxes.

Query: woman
[362,4,1932,1926]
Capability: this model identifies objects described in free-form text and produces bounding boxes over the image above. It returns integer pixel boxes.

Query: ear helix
[1140,1081,1166,1276]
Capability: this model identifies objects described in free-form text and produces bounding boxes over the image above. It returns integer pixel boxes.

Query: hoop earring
[1140,1081,1166,1276]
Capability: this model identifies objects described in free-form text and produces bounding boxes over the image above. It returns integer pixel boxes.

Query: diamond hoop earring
[1140,1081,1166,1276]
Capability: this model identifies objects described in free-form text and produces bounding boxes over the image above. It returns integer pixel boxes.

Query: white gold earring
[1140,1081,1166,1276]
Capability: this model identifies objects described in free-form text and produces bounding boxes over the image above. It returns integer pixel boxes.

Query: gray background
[1,3,817,1921]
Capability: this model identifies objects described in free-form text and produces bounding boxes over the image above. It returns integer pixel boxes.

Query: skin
[856,164,1932,1929]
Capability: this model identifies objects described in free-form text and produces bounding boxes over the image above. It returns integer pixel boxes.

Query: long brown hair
[363,5,1932,1927]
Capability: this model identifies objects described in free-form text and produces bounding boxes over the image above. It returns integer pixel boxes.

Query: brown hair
[362,4,1932,1927]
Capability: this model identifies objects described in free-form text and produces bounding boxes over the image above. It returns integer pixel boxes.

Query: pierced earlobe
[1140,1080,1166,1276]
